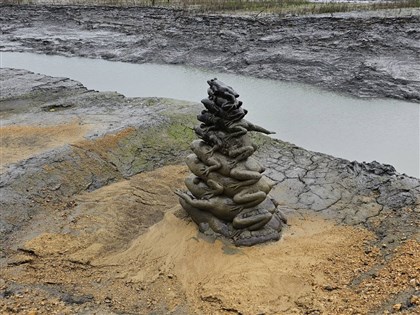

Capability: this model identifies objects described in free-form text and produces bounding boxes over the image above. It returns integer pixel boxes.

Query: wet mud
[1,5,420,102]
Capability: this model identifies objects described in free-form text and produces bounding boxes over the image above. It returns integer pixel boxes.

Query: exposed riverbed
[1,4,420,103]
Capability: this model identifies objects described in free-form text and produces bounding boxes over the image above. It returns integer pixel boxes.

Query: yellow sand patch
[97,209,376,314]
[0,121,91,169]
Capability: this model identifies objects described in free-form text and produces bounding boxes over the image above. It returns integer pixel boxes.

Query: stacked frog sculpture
[176,78,287,246]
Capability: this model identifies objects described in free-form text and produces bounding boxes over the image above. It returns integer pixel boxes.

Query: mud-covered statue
[176,78,287,246]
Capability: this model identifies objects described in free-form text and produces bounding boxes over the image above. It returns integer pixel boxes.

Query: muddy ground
[1,69,419,314]
[1,5,420,102]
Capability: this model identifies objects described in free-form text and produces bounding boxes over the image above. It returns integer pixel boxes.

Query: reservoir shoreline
[1,4,420,102]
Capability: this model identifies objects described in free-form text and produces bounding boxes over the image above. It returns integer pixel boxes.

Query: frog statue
[176,78,287,246]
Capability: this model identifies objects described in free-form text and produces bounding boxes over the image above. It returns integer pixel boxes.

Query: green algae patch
[109,114,196,176]
[166,114,196,143]
[38,110,197,186]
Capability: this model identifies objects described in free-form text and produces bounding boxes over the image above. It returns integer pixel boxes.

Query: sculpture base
[180,198,287,247]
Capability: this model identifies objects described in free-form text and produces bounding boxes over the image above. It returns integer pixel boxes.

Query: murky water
[1,52,419,177]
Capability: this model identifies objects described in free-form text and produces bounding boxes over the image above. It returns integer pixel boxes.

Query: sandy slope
[1,165,418,314]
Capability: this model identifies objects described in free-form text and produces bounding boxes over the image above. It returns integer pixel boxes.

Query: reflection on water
[1,52,419,177]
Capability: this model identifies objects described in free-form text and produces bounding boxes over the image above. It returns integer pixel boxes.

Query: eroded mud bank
[1,5,420,102]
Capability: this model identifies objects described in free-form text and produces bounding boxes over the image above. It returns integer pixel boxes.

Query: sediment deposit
[1,5,420,102]
[1,69,419,314]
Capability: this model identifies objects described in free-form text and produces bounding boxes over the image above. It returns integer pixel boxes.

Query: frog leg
[233,190,267,206]
[207,179,223,194]
[246,121,275,135]
[232,209,272,231]
[225,125,247,140]
[230,167,262,181]
[228,145,255,162]
[201,179,224,199]
[203,157,222,176]
[226,178,260,191]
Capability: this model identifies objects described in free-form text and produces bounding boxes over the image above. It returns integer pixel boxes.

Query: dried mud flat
[1,69,419,314]
[1,5,420,102]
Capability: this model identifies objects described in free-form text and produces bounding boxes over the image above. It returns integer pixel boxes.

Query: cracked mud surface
[257,141,420,242]
[1,5,420,102]
[1,69,419,314]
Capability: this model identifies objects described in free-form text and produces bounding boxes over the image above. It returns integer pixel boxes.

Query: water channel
[1,52,419,178]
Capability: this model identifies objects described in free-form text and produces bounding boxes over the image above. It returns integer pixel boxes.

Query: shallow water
[1,52,419,177]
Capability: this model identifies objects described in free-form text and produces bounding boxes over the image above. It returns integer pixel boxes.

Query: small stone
[381,243,387,248]
[323,285,338,291]
[167,273,174,279]
[409,278,417,287]
[392,303,402,311]
[410,295,419,305]
[104,297,112,304]
[28,311,37,315]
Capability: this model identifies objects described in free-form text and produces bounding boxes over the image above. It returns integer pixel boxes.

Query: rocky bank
[0,68,419,314]
[1,5,420,102]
